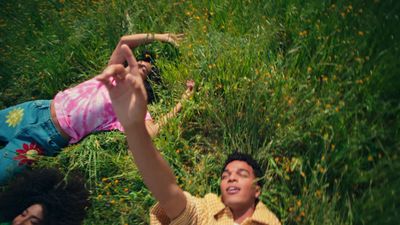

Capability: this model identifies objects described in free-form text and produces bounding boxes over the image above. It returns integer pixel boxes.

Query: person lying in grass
[97,44,280,225]
[0,168,89,225]
[0,33,194,184]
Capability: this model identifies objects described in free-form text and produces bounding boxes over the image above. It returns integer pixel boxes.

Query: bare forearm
[158,102,182,128]
[120,33,168,47]
[108,33,167,65]
[154,89,192,131]
[124,123,186,218]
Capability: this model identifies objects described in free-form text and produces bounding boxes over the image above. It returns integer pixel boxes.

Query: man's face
[220,160,261,211]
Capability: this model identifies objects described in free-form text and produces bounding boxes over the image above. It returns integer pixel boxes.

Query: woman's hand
[163,33,184,47]
[183,79,195,100]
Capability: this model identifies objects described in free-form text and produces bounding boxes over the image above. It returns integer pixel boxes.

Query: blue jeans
[0,100,69,184]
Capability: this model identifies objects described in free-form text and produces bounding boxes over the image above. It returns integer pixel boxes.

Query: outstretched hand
[96,44,148,128]
[165,33,184,47]
[182,79,195,100]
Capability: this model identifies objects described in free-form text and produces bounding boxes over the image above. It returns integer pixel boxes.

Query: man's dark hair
[222,152,264,187]
[0,168,90,225]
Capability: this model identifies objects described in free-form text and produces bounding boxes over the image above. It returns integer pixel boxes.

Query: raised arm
[108,33,184,65]
[97,44,186,220]
[146,80,195,137]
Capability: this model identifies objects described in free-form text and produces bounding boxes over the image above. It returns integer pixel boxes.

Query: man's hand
[97,44,148,128]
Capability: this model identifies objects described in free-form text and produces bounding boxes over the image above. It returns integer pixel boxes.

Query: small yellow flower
[357,31,365,36]
[307,67,312,73]
[299,30,308,37]
[6,108,24,127]
[315,190,322,198]
[368,155,373,161]
[356,79,364,84]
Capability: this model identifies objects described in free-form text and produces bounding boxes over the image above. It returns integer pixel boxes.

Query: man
[97,44,281,224]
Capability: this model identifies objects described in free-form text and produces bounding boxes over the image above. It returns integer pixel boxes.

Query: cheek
[220,181,226,193]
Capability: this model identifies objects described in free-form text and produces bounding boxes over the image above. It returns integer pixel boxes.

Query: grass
[1,0,399,224]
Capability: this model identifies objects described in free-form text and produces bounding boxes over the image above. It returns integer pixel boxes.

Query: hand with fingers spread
[163,33,185,47]
[97,44,148,129]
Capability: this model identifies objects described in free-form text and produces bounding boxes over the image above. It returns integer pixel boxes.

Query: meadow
[0,0,399,224]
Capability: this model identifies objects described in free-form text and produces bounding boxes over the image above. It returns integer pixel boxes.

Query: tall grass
[1,0,399,224]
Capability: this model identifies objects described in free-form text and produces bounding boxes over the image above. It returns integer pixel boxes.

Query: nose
[12,216,25,225]
[227,174,238,182]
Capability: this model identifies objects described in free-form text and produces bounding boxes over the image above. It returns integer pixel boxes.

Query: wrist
[123,121,147,134]
[146,33,155,42]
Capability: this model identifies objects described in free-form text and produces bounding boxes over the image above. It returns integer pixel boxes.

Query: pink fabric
[53,77,152,144]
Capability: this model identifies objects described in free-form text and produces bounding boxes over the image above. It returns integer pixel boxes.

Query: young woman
[0,168,89,225]
[0,33,194,184]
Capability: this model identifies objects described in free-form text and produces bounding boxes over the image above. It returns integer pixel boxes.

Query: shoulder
[253,201,282,225]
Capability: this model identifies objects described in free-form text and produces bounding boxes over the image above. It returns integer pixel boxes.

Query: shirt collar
[210,196,275,224]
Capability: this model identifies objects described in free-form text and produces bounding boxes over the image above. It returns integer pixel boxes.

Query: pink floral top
[53,77,152,144]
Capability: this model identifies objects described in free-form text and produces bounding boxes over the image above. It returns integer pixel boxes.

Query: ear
[254,185,261,199]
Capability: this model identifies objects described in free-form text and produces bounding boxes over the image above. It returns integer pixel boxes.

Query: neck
[231,203,256,224]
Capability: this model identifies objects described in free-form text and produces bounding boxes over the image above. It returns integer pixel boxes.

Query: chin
[223,196,243,207]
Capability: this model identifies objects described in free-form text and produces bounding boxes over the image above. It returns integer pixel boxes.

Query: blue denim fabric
[0,100,69,184]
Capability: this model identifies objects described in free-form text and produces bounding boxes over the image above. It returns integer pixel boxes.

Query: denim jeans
[0,100,68,184]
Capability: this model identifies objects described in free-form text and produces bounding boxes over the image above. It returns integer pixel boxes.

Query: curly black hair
[221,152,265,187]
[0,168,90,225]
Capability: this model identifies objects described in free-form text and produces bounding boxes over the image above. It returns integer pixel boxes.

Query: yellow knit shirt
[150,192,281,225]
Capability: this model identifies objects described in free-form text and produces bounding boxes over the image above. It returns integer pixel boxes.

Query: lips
[226,186,240,194]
